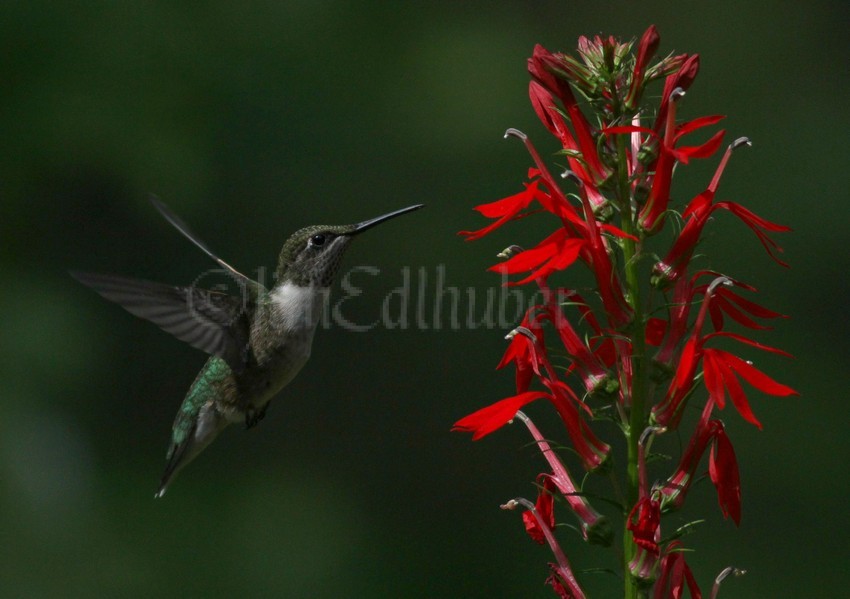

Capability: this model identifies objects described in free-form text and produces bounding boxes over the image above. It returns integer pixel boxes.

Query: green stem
[614,132,649,599]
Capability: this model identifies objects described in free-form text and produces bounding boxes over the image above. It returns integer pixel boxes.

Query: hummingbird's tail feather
[155,441,190,498]
[154,402,230,498]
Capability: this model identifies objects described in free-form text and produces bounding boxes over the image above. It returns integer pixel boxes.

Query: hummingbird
[71,197,423,497]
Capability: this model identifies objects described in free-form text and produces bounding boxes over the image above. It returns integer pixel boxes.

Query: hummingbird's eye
[309,234,326,247]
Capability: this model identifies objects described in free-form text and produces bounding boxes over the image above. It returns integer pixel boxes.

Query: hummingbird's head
[275,204,423,287]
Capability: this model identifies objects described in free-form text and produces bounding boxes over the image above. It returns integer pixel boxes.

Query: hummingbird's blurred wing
[70,271,252,373]
[149,196,266,296]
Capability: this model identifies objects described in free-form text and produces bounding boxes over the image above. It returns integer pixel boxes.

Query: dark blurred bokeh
[2,2,847,597]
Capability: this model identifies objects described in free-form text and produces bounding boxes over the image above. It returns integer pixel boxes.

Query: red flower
[502,497,587,599]
[653,274,697,371]
[559,289,621,369]
[702,333,798,429]
[628,496,661,555]
[523,474,557,544]
[498,299,612,399]
[529,80,574,150]
[659,400,742,524]
[658,401,713,511]
[451,382,610,473]
[546,380,610,470]
[516,412,612,546]
[541,302,613,397]
[652,277,798,429]
[527,80,611,187]
[625,25,661,110]
[628,496,662,582]
[654,542,702,599]
[571,181,634,328]
[653,54,700,136]
[707,281,787,331]
[652,138,791,287]
[462,125,635,333]
[459,318,612,470]
[497,309,543,393]
[527,44,579,111]
[546,563,582,599]
[607,108,726,234]
[710,424,741,524]
[496,276,620,399]
[654,272,784,372]
[522,474,555,545]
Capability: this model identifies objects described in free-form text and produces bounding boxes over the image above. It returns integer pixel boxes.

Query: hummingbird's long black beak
[352,204,424,234]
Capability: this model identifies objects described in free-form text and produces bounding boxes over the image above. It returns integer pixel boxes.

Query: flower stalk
[617,123,651,599]
[454,26,795,598]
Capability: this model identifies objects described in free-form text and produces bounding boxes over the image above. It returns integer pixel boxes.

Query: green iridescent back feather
[168,356,233,456]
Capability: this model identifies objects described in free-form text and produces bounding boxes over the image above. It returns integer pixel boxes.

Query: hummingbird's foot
[245,404,269,429]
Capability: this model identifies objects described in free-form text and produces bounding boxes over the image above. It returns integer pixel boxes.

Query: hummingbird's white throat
[270,282,328,333]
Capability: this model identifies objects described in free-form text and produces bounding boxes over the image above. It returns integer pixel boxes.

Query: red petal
[673,338,700,391]
[625,25,660,108]
[674,53,700,90]
[653,54,700,133]
[639,139,675,232]
[703,350,727,409]
[489,232,564,274]
[523,474,557,544]
[602,124,656,137]
[474,186,535,218]
[529,81,573,147]
[634,25,660,73]
[675,114,725,139]
[547,237,585,270]
[654,541,702,599]
[712,294,770,330]
[567,103,609,181]
[708,298,725,331]
[704,331,794,358]
[645,317,667,346]
[681,189,714,219]
[713,351,762,428]
[496,335,536,393]
[547,382,610,469]
[513,238,584,285]
[460,184,540,241]
[672,129,725,164]
[721,351,799,397]
[713,201,791,267]
[521,510,544,544]
[600,223,639,241]
[709,427,742,525]
[627,497,661,555]
[452,391,549,440]
[532,185,583,225]
[719,287,786,320]
[527,44,578,109]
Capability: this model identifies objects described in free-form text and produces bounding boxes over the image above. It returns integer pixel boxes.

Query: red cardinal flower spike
[454,27,795,597]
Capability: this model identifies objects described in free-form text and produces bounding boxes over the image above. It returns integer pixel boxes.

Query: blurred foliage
[1,1,848,597]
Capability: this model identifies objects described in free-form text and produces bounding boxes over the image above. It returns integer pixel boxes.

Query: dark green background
[2,2,846,597]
